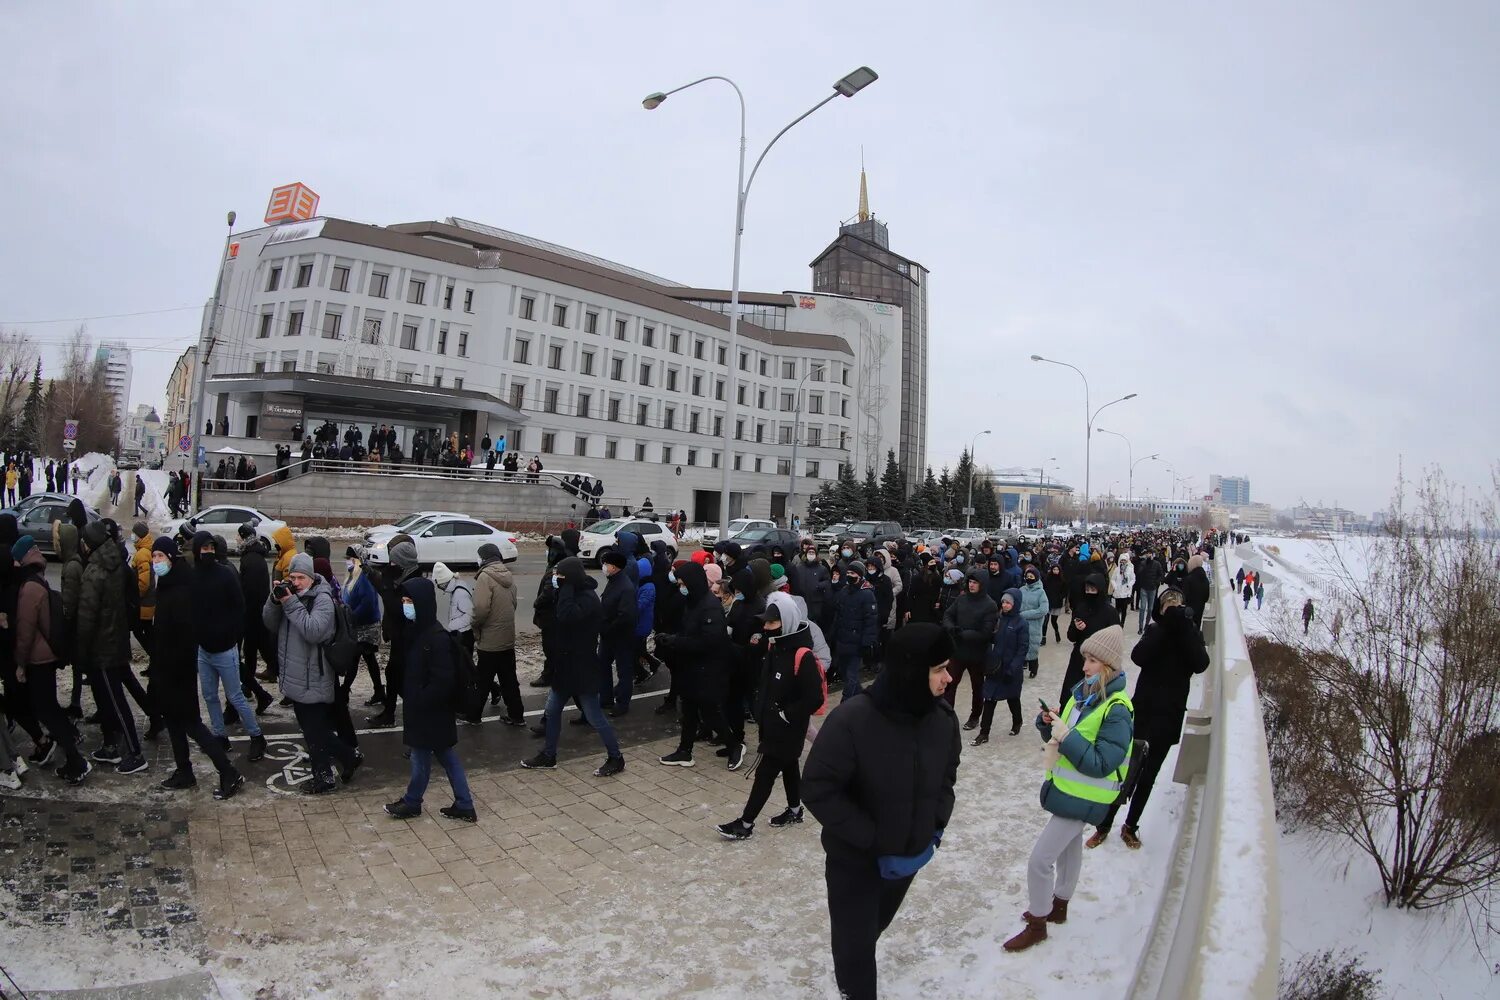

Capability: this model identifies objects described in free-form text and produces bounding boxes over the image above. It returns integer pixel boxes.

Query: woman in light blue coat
[1019,565,1049,678]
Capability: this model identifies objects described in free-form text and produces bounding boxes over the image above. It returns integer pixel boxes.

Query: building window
[757,389,766,409]
[253,360,266,373]
[759,358,768,377]
[541,432,555,454]
[363,318,382,344]
[576,392,590,417]
[457,331,468,357]
[511,429,524,452]
[585,311,599,334]
[694,339,704,360]
[548,344,563,369]
[737,385,747,405]
[266,266,281,292]
[663,408,675,430]
[454,377,463,390]
[782,360,795,379]
[842,368,850,386]
[669,332,680,353]
[717,346,727,366]
[713,416,722,436]
[432,373,443,388]
[510,382,526,408]
[687,449,697,467]
[635,442,647,462]
[689,411,700,434]
[321,312,342,339]
[808,395,823,414]
[520,296,535,320]
[514,339,530,364]
[806,427,821,447]
[408,279,425,305]
[661,446,672,464]
[553,303,567,327]
[356,364,376,379]
[574,435,588,457]
[401,324,419,350]
[331,265,350,292]
[716,380,725,401]
[437,326,448,354]
[642,326,654,348]
[666,368,678,392]
[608,398,621,422]
[735,419,744,441]
[806,461,819,478]
[611,357,624,381]
[370,272,389,298]
[841,399,849,417]
[711,451,720,469]
[811,367,825,382]
[754,457,763,473]
[295,263,313,288]
[777,458,791,476]
[463,288,473,312]
[755,423,765,443]
[287,310,304,337]
[781,391,795,411]
[443,282,455,309]
[581,351,595,376]
[691,374,702,396]
[734,455,743,471]
[258,312,273,339]
[615,318,628,340]
[282,360,297,372]
[544,387,559,413]
[639,363,652,386]
[779,426,793,445]
[605,439,618,460]
[637,402,649,425]
[739,351,748,371]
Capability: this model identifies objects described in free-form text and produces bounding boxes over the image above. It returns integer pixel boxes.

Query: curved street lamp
[1030,354,1136,528]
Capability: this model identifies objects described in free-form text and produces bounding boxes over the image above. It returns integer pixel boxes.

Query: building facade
[1210,474,1251,507]
[97,340,133,437]
[163,346,195,458]
[122,404,163,460]
[810,189,929,484]
[194,213,907,523]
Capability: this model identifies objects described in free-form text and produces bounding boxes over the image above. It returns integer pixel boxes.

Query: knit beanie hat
[769,563,786,584]
[152,536,179,558]
[132,521,149,539]
[288,552,316,578]
[432,562,455,587]
[11,535,35,561]
[601,550,628,569]
[703,563,723,586]
[1188,554,1204,572]
[1080,624,1125,669]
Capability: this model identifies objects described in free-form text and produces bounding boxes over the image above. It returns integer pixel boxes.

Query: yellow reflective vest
[1047,689,1134,805]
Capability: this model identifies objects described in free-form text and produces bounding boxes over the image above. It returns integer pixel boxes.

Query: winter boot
[214,769,245,801]
[144,717,164,741]
[158,769,197,790]
[962,714,981,731]
[970,733,989,747]
[1046,896,1069,924]
[255,690,274,716]
[440,804,478,823]
[1120,825,1142,850]
[1002,913,1049,952]
[338,748,363,784]
[222,703,240,727]
[384,799,421,819]
[520,752,557,770]
[715,818,753,840]
[594,756,625,778]
[248,734,267,762]
[1085,828,1110,849]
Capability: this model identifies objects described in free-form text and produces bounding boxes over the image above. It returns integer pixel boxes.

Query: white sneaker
[0,770,21,790]
[14,755,28,776]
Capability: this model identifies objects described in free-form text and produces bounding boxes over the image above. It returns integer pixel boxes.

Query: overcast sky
[2,2,1494,514]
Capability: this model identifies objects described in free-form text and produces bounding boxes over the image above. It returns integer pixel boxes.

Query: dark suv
[838,520,905,548]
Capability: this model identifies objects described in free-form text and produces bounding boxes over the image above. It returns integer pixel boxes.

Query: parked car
[364,511,470,546]
[727,526,804,554]
[812,522,851,546]
[14,498,101,557]
[163,505,287,554]
[700,518,775,550]
[838,520,905,548]
[905,528,940,545]
[1,492,74,522]
[1051,526,1075,539]
[1018,528,1046,542]
[578,517,677,565]
[949,528,987,546]
[365,516,518,568]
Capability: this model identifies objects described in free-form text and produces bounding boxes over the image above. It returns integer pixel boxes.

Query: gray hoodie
[264,577,337,704]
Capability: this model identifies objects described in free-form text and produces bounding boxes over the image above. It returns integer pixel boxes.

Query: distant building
[1209,474,1251,507]
[122,404,163,459]
[97,340,133,435]
[979,468,1074,518]
[163,347,196,459]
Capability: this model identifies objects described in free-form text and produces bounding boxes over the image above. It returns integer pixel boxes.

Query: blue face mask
[841,549,852,559]
[151,561,170,578]
[402,603,416,621]
[733,592,744,602]
[667,571,677,584]
[679,585,689,597]
[551,576,561,589]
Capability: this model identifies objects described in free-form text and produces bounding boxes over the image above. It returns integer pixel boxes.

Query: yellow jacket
[132,533,156,620]
[272,524,296,580]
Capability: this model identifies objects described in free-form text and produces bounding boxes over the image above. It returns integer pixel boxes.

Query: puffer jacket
[1110,557,1136,600]
[132,533,156,621]
[264,577,337,704]
[1018,576,1049,659]
[984,587,1028,701]
[471,557,516,652]
[76,524,131,670]
[830,579,878,653]
[657,561,730,702]
[272,524,296,580]
[54,520,84,628]
[147,556,201,722]
[1035,671,1134,825]
[942,573,998,663]
[548,557,601,697]
[634,558,655,639]
[13,547,57,669]
[752,594,825,760]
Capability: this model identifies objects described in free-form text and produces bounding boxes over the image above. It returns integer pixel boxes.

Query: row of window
[256,306,470,358]
[509,427,821,477]
[249,354,464,390]
[266,258,475,312]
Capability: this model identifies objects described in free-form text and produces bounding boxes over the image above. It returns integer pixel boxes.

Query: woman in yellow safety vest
[1004,623,1133,953]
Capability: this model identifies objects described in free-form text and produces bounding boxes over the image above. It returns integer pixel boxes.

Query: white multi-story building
[197,215,908,522]
[97,340,133,434]
[1210,473,1251,507]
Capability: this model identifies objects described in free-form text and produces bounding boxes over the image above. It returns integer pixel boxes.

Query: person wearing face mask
[149,536,243,798]
[718,567,761,771]
[976,589,1028,744]
[713,540,745,578]
[384,577,477,822]
[11,533,91,783]
[595,550,637,718]
[790,542,831,629]
[190,531,265,762]
[1019,565,1048,678]
[367,538,421,726]
[716,593,826,839]
[528,532,576,692]
[266,553,359,794]
[431,562,475,674]
[521,557,624,777]
[343,546,385,707]
[1060,573,1119,707]
[802,622,961,1000]
[943,571,998,731]
[655,561,734,768]
[1043,563,1067,646]
[830,558,879,700]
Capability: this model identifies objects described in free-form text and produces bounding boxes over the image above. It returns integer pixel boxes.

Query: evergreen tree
[936,466,957,527]
[973,463,1000,528]
[878,449,905,521]
[905,466,942,527]
[831,463,865,522]
[808,480,838,526]
[20,359,43,454]
[861,466,881,521]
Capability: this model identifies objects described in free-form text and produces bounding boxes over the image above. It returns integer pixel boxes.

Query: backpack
[27,578,72,667]
[793,646,829,716]
[319,601,361,680]
[446,632,476,713]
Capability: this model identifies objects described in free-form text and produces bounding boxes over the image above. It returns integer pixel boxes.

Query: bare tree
[0,328,39,446]
[42,325,119,455]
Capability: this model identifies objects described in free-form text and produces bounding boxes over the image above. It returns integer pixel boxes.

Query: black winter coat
[1060,589,1119,704]
[1183,567,1212,625]
[1130,605,1210,747]
[725,595,765,684]
[1136,557,1163,592]
[598,570,637,643]
[907,568,943,624]
[658,562,730,701]
[753,626,824,759]
[192,558,245,654]
[401,578,458,751]
[943,586,998,663]
[548,558,601,697]
[803,689,961,858]
[76,533,131,670]
[790,559,832,621]
[239,544,271,633]
[1043,569,1068,611]
[147,559,201,722]
[830,582,878,652]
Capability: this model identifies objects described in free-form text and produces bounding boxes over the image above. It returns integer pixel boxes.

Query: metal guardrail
[1127,553,1280,1000]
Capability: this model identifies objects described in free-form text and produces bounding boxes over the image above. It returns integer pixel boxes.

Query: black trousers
[167,715,234,776]
[825,853,915,1000]
[677,695,729,755]
[979,697,1021,737]
[25,662,85,768]
[723,662,752,747]
[1100,736,1172,833]
[473,648,522,720]
[331,674,359,749]
[90,666,143,755]
[382,651,406,714]
[243,622,279,680]
[291,700,357,780]
[1048,613,1062,642]
[357,642,383,697]
[743,753,800,823]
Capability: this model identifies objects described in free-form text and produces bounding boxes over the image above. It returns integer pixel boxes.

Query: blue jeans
[543,689,620,758]
[598,636,633,710]
[835,649,863,699]
[199,647,261,737]
[402,747,473,812]
[1137,587,1156,632]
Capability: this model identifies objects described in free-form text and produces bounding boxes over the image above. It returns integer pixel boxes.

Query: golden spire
[857,151,870,222]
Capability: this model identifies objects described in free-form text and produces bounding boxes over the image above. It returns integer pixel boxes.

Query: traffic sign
[63,419,79,442]
[178,435,192,453]
[62,440,76,452]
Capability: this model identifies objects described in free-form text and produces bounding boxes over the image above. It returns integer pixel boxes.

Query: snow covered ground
[1226,535,1498,998]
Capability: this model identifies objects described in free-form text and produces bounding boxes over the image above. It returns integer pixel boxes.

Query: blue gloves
[877,832,943,880]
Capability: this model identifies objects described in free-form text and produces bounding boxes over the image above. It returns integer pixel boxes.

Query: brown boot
[1086,828,1109,849]
[1121,825,1142,850]
[1003,913,1049,952]
[1046,895,1069,924]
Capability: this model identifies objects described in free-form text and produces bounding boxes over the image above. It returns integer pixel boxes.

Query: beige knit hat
[1080,624,1125,669]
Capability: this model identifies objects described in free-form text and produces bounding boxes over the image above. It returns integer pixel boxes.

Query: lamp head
[642,92,667,110]
[1124,393,1138,400]
[227,210,237,227]
[834,67,878,97]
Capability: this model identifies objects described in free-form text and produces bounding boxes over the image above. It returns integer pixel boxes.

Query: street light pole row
[644,67,878,534]
[1030,355,1136,528]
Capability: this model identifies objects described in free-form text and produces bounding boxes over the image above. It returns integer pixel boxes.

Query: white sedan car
[700,518,776,550]
[364,511,470,546]
[163,505,287,554]
[578,517,677,565]
[366,516,518,568]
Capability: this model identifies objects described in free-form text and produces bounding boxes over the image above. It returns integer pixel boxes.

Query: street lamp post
[786,363,826,523]
[1030,355,1136,530]
[189,210,236,515]
[1128,452,1161,523]
[645,67,878,536]
[964,429,991,530]
[1032,455,1057,520]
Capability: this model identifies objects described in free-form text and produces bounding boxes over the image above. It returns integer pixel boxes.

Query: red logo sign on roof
[265,183,320,225]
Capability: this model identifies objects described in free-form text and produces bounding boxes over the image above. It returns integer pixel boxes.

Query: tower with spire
[809,162,929,487]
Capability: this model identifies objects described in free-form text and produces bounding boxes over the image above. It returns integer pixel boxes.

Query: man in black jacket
[1182,554,1212,628]
[236,524,279,699]
[656,561,734,768]
[803,623,961,1000]
[1134,553,1163,634]
[368,538,420,726]
[1059,571,1119,705]
[521,557,623,776]
[191,532,265,760]
[596,550,637,716]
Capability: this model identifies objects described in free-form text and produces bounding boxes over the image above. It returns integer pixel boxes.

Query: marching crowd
[0,496,1229,999]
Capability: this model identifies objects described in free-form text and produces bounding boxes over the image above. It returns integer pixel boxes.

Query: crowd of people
[0,494,1231,997]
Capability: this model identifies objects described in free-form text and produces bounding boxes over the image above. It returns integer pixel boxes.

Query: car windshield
[847,521,879,534]
[393,513,427,529]
[586,519,625,534]
[733,528,774,542]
